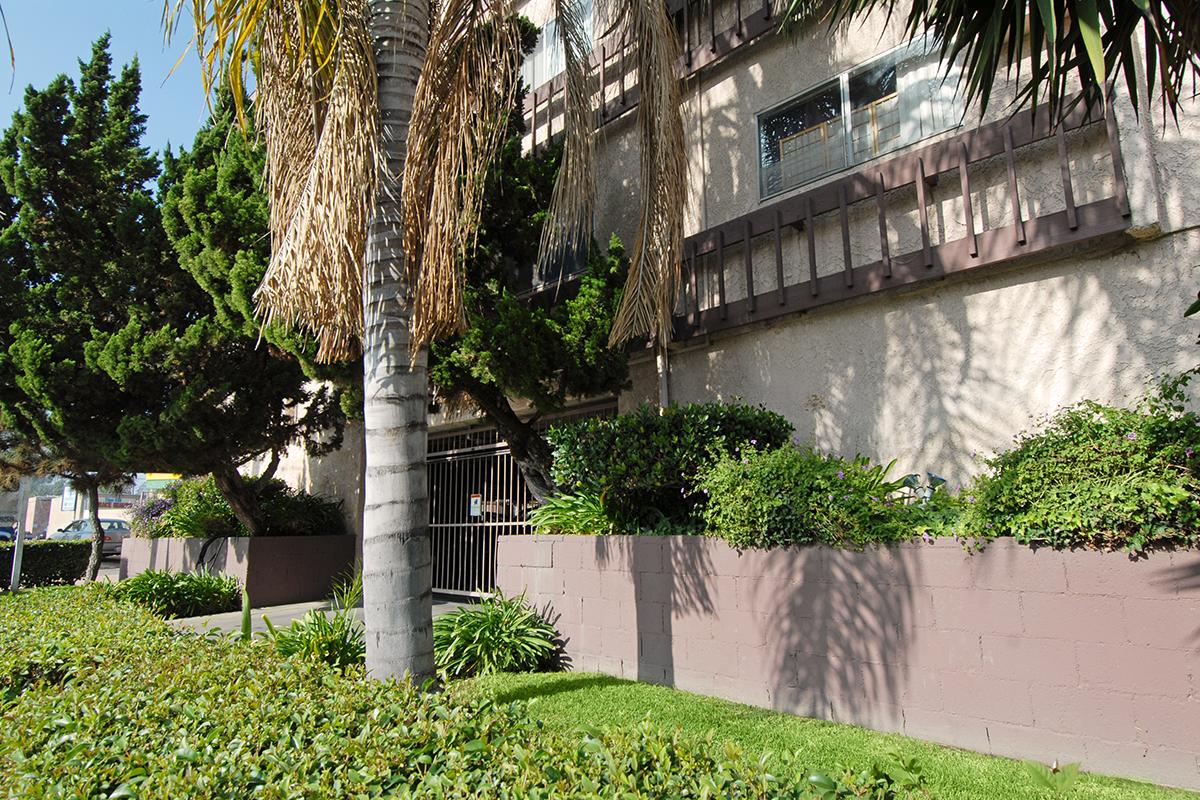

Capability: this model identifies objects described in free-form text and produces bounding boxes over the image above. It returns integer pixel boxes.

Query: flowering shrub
[959,374,1200,552]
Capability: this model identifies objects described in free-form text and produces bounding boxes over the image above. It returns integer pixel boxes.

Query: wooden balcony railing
[523,0,776,149]
[673,100,1132,342]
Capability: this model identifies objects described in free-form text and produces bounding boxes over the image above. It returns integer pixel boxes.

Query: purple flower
[1187,447,1195,458]
[836,470,845,480]
[967,495,975,504]
[702,488,709,495]
[1126,432,1138,441]
[750,438,758,446]
[921,532,934,544]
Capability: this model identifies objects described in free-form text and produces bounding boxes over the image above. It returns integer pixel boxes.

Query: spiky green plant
[433,591,559,679]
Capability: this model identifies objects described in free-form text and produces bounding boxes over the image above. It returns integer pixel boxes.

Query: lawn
[464,672,1200,800]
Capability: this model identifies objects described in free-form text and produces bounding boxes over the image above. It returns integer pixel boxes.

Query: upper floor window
[521,0,596,90]
[758,40,961,199]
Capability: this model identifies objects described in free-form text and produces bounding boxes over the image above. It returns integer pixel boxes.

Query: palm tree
[782,0,1199,122]
[164,0,685,680]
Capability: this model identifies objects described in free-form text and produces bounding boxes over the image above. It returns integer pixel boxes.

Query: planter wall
[497,535,1200,790]
[120,535,355,607]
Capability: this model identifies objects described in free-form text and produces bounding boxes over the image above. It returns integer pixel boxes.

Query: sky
[0,1,208,157]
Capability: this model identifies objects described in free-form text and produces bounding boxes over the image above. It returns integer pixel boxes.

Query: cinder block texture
[498,535,1200,790]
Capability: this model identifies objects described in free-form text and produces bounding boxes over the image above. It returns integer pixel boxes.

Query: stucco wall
[498,534,1200,790]
[636,229,1200,481]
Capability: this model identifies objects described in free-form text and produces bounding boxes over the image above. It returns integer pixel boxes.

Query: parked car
[48,519,130,557]
[0,525,14,542]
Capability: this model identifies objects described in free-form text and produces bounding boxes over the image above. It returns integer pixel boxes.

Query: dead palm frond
[781,0,1200,124]
[401,0,527,350]
[535,0,596,284]
[254,1,378,362]
[165,0,377,363]
[603,0,687,346]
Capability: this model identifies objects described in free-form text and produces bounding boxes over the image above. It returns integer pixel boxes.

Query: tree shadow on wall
[1153,553,1200,647]
[594,534,715,687]
[755,545,919,728]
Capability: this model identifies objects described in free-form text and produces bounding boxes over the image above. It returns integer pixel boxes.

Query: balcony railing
[523,0,776,149]
[673,100,1132,342]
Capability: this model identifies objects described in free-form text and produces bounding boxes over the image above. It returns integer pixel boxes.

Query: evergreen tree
[428,101,630,501]
[0,37,343,557]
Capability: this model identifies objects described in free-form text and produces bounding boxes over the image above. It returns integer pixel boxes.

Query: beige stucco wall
[629,228,1199,482]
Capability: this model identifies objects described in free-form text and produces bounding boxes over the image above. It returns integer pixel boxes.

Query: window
[759,40,961,198]
[521,0,595,90]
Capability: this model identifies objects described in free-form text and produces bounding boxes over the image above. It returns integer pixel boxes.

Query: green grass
[462,672,1199,800]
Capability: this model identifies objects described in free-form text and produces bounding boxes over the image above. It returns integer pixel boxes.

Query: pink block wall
[121,535,356,607]
[497,535,1200,790]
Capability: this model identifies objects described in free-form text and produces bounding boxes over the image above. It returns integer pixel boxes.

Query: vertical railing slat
[916,157,932,268]
[1057,125,1078,231]
[716,229,727,319]
[1004,125,1027,245]
[805,196,818,295]
[876,172,891,277]
[773,209,785,306]
[959,142,978,257]
[743,219,756,313]
[839,183,853,287]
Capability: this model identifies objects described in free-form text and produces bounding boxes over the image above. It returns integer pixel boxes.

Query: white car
[48,519,131,557]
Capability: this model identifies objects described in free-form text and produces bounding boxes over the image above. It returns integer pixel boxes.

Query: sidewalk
[172,594,468,635]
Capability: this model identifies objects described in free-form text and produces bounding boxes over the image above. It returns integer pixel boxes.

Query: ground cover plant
[110,569,240,619]
[464,672,1199,800]
[130,475,345,538]
[0,541,89,590]
[3,586,927,799]
[960,375,1200,552]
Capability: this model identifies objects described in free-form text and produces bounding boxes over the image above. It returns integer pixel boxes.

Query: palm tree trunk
[361,0,435,682]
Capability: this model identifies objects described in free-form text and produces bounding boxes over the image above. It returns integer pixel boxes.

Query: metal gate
[426,404,615,597]
[427,428,531,597]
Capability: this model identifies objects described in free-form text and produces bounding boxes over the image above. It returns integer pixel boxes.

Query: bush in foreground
[263,575,365,671]
[961,376,1200,552]
[0,540,89,590]
[110,569,240,618]
[434,591,560,679]
[0,587,919,798]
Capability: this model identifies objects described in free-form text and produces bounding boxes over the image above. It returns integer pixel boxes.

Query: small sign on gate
[468,493,482,518]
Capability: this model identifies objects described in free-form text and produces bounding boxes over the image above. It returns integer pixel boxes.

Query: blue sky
[0,1,208,156]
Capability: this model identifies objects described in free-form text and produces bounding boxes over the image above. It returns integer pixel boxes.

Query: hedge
[549,402,793,530]
[0,540,89,590]
[0,587,896,798]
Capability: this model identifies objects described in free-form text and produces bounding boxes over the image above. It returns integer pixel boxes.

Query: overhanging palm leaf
[782,0,1200,122]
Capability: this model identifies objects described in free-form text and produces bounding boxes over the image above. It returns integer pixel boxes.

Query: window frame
[756,36,960,201]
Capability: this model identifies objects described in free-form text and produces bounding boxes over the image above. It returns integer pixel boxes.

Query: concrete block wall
[497,535,1200,790]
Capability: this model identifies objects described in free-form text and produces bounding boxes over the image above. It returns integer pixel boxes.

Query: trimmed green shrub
[131,474,345,538]
[110,569,240,618]
[263,575,365,671]
[549,401,793,529]
[0,540,89,589]
[0,586,858,798]
[698,446,955,549]
[960,375,1200,552]
[434,591,560,679]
